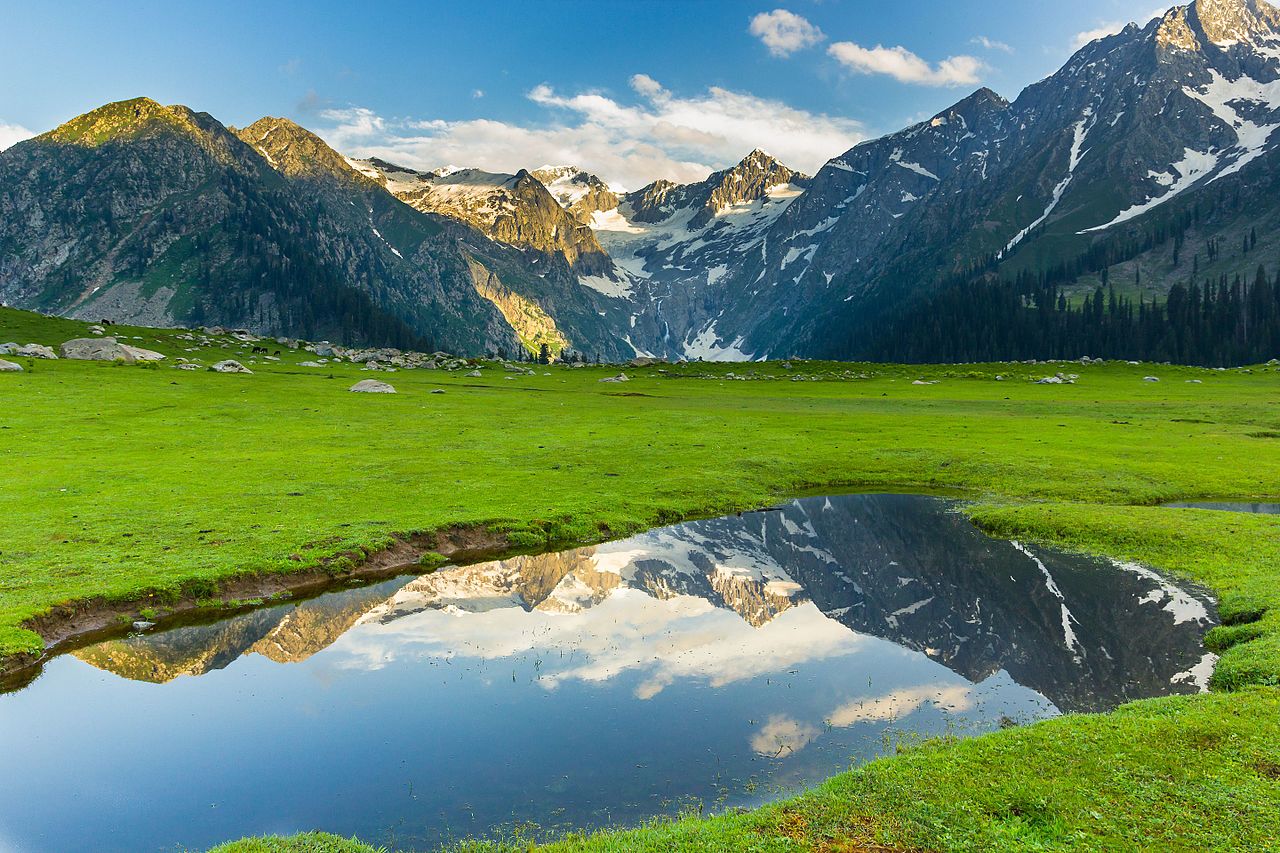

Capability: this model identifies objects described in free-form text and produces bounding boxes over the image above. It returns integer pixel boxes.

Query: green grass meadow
[2,306,1279,851]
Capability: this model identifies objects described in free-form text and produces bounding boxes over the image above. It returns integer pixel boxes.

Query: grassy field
[2,306,1279,850]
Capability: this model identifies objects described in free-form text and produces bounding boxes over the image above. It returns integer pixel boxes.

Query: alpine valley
[6,0,1280,364]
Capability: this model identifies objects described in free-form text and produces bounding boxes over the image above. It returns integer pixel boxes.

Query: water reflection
[0,495,1216,853]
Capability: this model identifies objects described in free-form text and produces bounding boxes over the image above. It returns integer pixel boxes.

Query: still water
[0,494,1216,852]
[1164,501,1280,514]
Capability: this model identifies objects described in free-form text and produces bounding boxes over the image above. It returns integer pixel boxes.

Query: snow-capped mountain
[348,158,614,276]
[695,0,1280,358]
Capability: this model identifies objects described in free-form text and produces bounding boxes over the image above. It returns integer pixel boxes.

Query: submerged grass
[3,307,1280,850]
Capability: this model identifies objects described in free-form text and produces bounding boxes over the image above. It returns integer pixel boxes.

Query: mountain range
[4,0,1280,363]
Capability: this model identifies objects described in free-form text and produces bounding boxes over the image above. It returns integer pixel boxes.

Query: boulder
[350,379,396,394]
[0,359,22,372]
[16,343,57,359]
[210,360,253,374]
[465,369,483,378]
[599,373,630,383]
[0,343,17,355]
[60,337,139,361]
[298,361,323,367]
[1143,376,1160,382]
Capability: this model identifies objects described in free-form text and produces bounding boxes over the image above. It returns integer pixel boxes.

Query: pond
[1164,501,1280,514]
[0,494,1217,853]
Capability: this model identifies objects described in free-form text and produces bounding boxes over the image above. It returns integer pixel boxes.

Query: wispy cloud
[1071,21,1124,49]
[1072,9,1165,50]
[971,35,1013,53]
[828,41,985,87]
[0,121,33,151]
[749,9,826,57]
[315,74,862,190]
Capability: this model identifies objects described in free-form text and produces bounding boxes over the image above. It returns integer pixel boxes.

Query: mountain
[721,0,1280,361]
[0,99,526,353]
[579,149,812,360]
[348,158,614,276]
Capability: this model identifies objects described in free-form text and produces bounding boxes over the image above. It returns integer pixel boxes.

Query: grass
[2,306,1279,850]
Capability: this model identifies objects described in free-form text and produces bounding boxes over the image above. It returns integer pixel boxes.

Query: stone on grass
[16,343,57,359]
[61,337,147,361]
[0,359,22,372]
[465,369,483,378]
[210,360,253,374]
[599,373,630,383]
[1143,376,1160,382]
[350,379,396,394]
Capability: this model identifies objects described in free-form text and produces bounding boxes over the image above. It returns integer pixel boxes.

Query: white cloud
[749,9,826,57]
[971,35,1013,53]
[0,121,34,151]
[313,74,862,190]
[828,41,985,87]
[472,89,485,99]
[1071,9,1166,49]
[1071,21,1125,49]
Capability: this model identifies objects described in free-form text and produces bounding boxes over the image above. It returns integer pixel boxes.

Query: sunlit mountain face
[1,495,1215,852]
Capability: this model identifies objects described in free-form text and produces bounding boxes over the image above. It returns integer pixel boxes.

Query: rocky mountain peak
[1190,0,1280,44]
[530,165,620,224]
[935,87,1011,126]
[236,117,367,183]
[693,150,808,227]
[42,97,206,148]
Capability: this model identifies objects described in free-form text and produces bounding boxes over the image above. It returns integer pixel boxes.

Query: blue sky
[1,0,1173,187]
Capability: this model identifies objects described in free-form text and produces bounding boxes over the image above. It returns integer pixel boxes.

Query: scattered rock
[629,356,659,367]
[131,621,156,632]
[465,369,483,378]
[1035,376,1064,385]
[0,343,16,354]
[1143,376,1160,382]
[298,361,323,367]
[430,389,445,394]
[0,359,22,372]
[16,343,57,359]
[210,360,253,374]
[350,379,395,393]
[173,363,200,371]
[600,373,630,383]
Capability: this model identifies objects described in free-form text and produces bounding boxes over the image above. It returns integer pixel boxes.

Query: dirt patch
[0,523,512,690]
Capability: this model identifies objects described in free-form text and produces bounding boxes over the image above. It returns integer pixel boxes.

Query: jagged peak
[1191,0,1280,43]
[235,116,365,182]
[1153,0,1280,49]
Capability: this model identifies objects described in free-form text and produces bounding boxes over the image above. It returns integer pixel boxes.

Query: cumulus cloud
[0,121,34,151]
[827,41,985,87]
[313,74,862,190]
[749,9,826,57]
[971,35,1013,53]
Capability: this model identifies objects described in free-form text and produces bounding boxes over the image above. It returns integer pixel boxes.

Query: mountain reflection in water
[0,494,1216,853]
